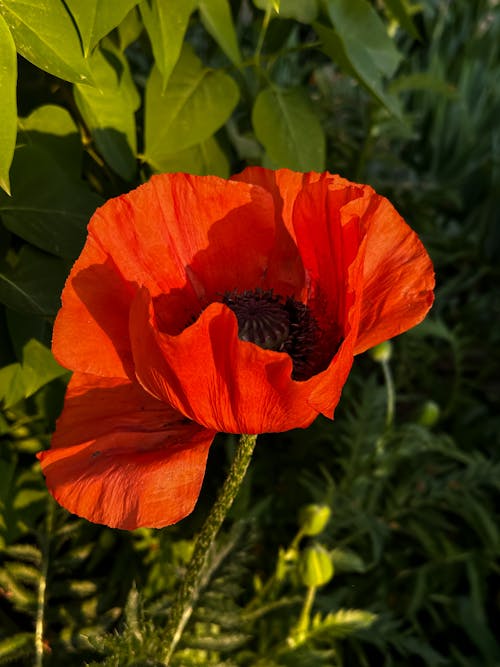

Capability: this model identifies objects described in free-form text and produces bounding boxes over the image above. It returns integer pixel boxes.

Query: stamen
[223,289,318,380]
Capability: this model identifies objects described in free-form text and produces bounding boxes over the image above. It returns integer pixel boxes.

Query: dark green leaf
[65,0,139,57]
[199,0,242,65]
[325,0,402,79]
[0,245,67,316]
[140,0,197,89]
[18,104,82,180]
[0,13,16,195]
[315,22,402,117]
[0,144,102,259]
[74,41,139,180]
[383,0,420,40]
[0,0,92,83]
[279,0,318,23]
[252,85,325,170]
[144,45,239,170]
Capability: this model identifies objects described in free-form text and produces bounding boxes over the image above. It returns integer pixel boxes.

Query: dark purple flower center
[223,289,318,381]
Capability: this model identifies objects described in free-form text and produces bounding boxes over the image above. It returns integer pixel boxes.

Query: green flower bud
[369,340,392,363]
[417,400,440,427]
[298,544,334,587]
[298,504,331,536]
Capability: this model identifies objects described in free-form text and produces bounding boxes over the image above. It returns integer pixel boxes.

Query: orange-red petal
[53,173,279,377]
[38,374,215,529]
[130,288,320,433]
[349,190,435,354]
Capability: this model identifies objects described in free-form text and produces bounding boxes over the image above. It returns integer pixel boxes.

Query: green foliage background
[0,0,499,665]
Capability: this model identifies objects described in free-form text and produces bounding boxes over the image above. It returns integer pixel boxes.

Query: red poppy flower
[38,168,434,529]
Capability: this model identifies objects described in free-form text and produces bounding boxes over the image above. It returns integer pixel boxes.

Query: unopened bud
[298,544,334,587]
[370,340,392,363]
[417,400,440,427]
[298,504,331,536]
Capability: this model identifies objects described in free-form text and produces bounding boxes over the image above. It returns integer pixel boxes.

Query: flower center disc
[223,289,317,380]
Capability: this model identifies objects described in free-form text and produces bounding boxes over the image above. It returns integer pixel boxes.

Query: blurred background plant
[0,0,499,664]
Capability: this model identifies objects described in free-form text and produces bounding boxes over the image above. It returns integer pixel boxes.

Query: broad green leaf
[199,0,242,65]
[0,14,16,195]
[0,144,102,259]
[117,6,143,50]
[75,42,139,180]
[144,45,239,169]
[18,105,82,180]
[140,0,197,89]
[0,0,92,84]
[315,22,402,117]
[65,0,139,57]
[383,0,420,40]
[18,338,67,399]
[0,245,68,316]
[325,0,402,79]
[0,338,66,409]
[279,0,318,23]
[152,136,229,177]
[252,86,325,171]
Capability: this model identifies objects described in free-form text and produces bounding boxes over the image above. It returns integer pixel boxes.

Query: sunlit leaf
[117,6,143,50]
[152,136,229,177]
[0,0,92,83]
[0,14,16,195]
[140,0,196,89]
[74,41,139,180]
[252,85,325,170]
[65,0,139,56]
[144,45,239,170]
[199,0,242,65]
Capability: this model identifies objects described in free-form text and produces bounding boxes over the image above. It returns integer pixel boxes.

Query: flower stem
[381,359,395,427]
[163,433,258,665]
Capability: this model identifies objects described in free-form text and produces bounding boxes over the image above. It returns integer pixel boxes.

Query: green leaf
[74,42,139,180]
[252,85,325,170]
[117,6,143,50]
[0,14,16,195]
[0,338,66,408]
[0,0,92,84]
[65,0,140,57]
[279,0,318,23]
[0,144,102,259]
[18,104,82,180]
[315,22,402,117]
[198,0,242,65]
[325,0,402,79]
[0,245,68,316]
[144,45,239,169]
[140,0,197,89]
[383,0,420,40]
[152,136,229,177]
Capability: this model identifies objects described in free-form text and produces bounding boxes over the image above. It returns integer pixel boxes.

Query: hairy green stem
[35,498,54,667]
[163,433,258,664]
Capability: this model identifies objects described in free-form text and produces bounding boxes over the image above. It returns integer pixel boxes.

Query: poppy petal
[349,192,435,354]
[130,288,319,434]
[38,374,215,529]
[52,236,134,378]
[53,173,278,377]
